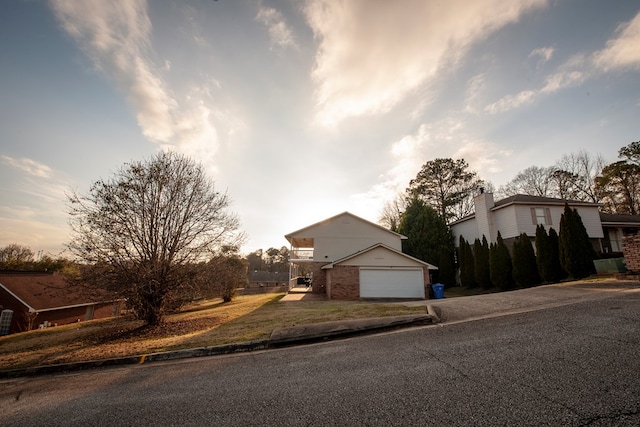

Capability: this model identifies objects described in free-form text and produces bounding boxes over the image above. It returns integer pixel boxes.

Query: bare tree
[554,150,606,202]
[379,192,408,232]
[499,166,555,197]
[67,151,244,325]
[0,244,34,269]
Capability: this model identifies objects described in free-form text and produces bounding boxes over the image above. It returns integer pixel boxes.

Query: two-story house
[285,212,437,300]
[449,191,640,255]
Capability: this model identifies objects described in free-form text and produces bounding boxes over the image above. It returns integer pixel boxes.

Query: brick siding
[327,266,360,300]
[622,234,640,272]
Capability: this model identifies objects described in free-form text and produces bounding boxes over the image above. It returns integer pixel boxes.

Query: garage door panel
[359,269,424,299]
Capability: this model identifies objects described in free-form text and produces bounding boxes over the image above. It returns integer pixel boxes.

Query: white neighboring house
[285,212,437,300]
[449,192,640,255]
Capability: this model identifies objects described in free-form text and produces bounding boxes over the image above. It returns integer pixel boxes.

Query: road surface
[1,291,639,426]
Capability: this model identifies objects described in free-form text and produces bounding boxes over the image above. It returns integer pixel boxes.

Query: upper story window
[531,207,552,226]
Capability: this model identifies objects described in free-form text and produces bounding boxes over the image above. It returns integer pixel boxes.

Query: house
[285,212,437,300]
[241,271,290,295]
[599,212,640,254]
[449,192,640,255]
[0,271,123,335]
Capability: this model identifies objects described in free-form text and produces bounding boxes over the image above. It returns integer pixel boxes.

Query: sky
[1,0,639,256]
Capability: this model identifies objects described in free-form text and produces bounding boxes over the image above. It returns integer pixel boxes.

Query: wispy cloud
[486,11,640,114]
[592,12,640,71]
[529,46,554,65]
[304,0,548,127]
[1,155,53,178]
[255,5,298,51]
[49,0,226,164]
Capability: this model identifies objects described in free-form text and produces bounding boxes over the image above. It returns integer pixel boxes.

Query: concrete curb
[0,314,432,380]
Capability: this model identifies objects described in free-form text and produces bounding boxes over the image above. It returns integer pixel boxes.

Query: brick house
[0,271,123,335]
[285,212,437,300]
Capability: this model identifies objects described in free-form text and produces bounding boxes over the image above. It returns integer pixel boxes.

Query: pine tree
[474,236,491,289]
[490,231,513,290]
[559,204,596,279]
[459,236,476,287]
[512,233,541,287]
[398,197,456,286]
[547,227,567,281]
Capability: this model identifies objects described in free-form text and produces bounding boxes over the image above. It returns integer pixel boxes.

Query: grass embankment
[0,293,426,371]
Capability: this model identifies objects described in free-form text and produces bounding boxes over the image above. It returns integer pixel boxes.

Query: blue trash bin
[432,283,445,299]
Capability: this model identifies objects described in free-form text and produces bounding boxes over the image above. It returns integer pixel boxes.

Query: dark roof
[494,194,598,208]
[599,212,640,226]
[0,271,119,312]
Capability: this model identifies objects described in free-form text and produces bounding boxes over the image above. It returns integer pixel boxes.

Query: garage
[359,268,425,299]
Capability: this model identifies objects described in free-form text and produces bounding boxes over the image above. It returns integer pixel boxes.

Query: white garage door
[359,268,425,299]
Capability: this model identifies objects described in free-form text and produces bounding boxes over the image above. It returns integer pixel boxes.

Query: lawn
[0,293,426,371]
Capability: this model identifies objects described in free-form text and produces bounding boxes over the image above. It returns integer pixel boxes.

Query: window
[531,207,552,226]
[609,229,622,252]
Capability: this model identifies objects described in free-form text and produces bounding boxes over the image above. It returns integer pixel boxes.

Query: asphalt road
[1,292,639,426]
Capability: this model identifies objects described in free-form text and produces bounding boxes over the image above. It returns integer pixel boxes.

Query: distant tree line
[0,244,71,272]
[245,247,289,273]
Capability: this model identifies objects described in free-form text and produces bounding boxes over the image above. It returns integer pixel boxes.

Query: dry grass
[0,293,425,371]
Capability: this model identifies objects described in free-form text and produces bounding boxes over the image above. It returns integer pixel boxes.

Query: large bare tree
[379,192,408,232]
[67,151,244,325]
[554,150,605,202]
[499,166,555,198]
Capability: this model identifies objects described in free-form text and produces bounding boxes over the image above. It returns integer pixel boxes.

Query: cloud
[592,12,640,71]
[486,11,640,114]
[464,73,487,113]
[1,156,53,178]
[0,157,71,253]
[50,0,224,164]
[351,118,511,213]
[529,46,554,65]
[304,0,548,126]
[255,5,298,50]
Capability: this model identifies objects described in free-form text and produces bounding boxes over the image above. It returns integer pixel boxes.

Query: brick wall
[622,234,640,272]
[308,262,328,294]
[327,266,360,300]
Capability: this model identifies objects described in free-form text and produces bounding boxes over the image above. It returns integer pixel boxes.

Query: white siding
[309,214,403,261]
[360,268,425,299]
[493,206,519,239]
[451,217,479,246]
[339,246,426,267]
[576,207,604,238]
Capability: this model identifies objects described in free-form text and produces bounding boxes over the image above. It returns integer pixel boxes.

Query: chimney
[474,191,496,243]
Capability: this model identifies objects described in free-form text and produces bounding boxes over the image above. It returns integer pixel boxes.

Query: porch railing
[290,249,314,260]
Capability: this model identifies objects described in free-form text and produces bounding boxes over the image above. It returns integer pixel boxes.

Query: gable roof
[285,211,406,246]
[321,243,438,270]
[0,271,120,313]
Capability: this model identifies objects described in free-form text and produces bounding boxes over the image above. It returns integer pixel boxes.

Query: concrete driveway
[400,278,640,323]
